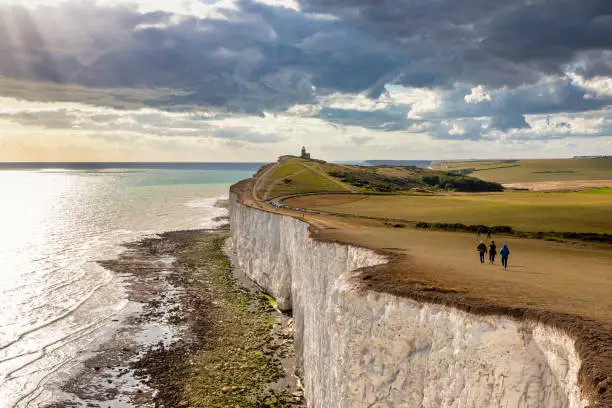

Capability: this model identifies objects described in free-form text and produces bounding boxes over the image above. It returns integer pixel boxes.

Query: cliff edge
[229,167,611,408]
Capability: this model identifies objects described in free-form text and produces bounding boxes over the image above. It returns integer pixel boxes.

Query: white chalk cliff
[229,193,588,408]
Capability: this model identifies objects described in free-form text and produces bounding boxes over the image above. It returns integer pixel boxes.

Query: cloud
[0,0,611,156]
[464,86,492,104]
[298,0,612,86]
[349,136,373,145]
[490,112,530,132]
[215,129,285,143]
[4,0,607,111]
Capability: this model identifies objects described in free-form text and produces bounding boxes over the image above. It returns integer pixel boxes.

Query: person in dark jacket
[477,240,487,264]
[500,244,510,270]
[489,241,497,264]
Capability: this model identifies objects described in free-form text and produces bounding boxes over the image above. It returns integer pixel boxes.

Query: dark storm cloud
[0,1,404,112]
[299,0,612,87]
[319,107,414,131]
[576,51,612,78]
[1,0,612,130]
[489,112,530,132]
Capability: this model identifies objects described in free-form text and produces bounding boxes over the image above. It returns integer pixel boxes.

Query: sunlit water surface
[0,166,258,407]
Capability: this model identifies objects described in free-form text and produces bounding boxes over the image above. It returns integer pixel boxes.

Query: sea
[0,163,263,407]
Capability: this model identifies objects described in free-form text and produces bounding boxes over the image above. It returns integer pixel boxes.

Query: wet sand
[45,227,304,408]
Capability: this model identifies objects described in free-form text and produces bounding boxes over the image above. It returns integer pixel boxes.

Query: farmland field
[449,157,612,183]
[284,191,612,233]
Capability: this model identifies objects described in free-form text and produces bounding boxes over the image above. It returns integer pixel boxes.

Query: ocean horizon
[0,162,267,170]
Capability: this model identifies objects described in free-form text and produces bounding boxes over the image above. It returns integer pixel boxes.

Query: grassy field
[284,191,612,233]
[435,160,519,171]
[255,158,352,200]
[445,157,612,183]
[580,187,612,194]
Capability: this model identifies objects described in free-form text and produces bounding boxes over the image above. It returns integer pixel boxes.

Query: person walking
[477,240,487,264]
[500,244,510,270]
[489,241,497,264]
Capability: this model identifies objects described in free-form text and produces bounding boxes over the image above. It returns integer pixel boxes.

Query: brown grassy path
[305,213,612,324]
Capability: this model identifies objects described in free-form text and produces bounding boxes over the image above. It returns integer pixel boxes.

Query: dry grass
[504,180,612,191]
[305,214,612,324]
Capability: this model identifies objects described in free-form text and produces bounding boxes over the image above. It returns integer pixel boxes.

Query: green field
[446,157,612,183]
[437,160,519,172]
[284,191,612,234]
[579,188,612,194]
[256,158,352,200]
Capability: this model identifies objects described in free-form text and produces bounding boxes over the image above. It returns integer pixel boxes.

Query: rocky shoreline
[46,227,304,408]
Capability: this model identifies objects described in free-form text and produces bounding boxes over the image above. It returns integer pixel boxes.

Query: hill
[254,157,503,200]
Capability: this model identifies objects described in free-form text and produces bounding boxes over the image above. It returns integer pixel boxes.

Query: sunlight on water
[0,167,255,407]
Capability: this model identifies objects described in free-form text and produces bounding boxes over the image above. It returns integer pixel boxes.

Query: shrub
[420,174,503,192]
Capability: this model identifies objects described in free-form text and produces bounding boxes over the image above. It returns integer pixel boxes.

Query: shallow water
[0,164,259,407]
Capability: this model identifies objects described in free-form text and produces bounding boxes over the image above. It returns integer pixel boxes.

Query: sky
[1,0,612,161]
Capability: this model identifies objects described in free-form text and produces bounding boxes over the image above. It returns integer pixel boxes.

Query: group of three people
[477,240,510,270]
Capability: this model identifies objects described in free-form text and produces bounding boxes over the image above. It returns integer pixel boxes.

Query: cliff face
[229,193,588,408]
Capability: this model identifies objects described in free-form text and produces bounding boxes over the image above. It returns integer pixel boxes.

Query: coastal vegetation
[327,166,502,192]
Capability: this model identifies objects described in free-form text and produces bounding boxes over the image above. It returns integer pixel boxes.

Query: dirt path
[253,162,280,201]
[305,214,612,324]
[264,168,309,200]
[300,163,357,192]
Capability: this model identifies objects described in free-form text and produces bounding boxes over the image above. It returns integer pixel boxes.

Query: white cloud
[448,123,466,135]
[318,92,392,111]
[464,85,492,103]
[525,111,609,136]
[570,74,612,99]
[404,88,445,119]
[252,0,300,11]
[104,0,240,19]
[0,0,240,19]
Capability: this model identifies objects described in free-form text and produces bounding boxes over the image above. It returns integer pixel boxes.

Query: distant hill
[440,157,612,183]
[254,157,503,200]
[334,160,432,168]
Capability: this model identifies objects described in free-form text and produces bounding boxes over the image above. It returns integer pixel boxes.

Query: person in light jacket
[500,244,510,270]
